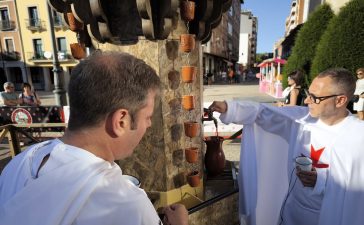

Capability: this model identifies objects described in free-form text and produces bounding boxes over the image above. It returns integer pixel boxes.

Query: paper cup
[122,175,141,187]
[295,157,312,171]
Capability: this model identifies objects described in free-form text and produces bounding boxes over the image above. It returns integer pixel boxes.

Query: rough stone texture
[98,17,204,192]
[189,192,239,225]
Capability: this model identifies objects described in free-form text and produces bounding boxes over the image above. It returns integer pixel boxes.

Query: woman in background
[19,82,41,106]
[278,70,306,106]
[353,68,364,120]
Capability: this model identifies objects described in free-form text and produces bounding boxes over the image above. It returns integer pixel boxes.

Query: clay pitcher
[204,136,225,176]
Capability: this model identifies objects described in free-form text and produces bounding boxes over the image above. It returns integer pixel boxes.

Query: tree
[283,4,334,87]
[310,0,364,81]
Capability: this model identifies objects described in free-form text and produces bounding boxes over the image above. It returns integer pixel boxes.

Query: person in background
[19,82,41,106]
[0,82,20,106]
[209,68,364,225]
[353,68,364,120]
[278,70,306,107]
[0,52,189,225]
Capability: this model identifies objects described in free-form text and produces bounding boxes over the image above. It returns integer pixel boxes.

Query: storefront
[257,58,286,98]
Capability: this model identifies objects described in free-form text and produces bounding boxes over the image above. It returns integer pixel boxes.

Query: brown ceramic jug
[204,136,225,176]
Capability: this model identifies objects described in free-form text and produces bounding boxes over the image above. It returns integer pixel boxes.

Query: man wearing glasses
[208,68,364,225]
[0,82,20,106]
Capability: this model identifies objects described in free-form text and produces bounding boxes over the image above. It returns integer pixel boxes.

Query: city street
[202,81,276,162]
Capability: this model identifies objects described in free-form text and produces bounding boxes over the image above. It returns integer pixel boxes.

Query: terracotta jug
[180,34,196,53]
[204,136,225,176]
[181,66,197,83]
[187,170,200,187]
[185,147,199,163]
[66,12,83,32]
[180,1,195,21]
[70,43,86,60]
[182,95,195,111]
[184,121,200,138]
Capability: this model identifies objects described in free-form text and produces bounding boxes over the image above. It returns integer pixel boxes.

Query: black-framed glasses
[304,89,343,104]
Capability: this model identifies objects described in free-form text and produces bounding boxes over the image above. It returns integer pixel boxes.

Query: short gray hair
[317,68,356,99]
[3,82,14,89]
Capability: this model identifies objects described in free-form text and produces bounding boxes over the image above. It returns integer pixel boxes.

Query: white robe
[220,101,364,225]
[0,139,162,225]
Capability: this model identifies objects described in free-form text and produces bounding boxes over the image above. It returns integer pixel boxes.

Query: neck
[60,128,115,162]
[320,109,349,125]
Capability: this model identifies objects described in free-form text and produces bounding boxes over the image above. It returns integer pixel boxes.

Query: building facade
[202,0,242,81]
[238,10,257,69]
[0,0,26,91]
[15,0,79,91]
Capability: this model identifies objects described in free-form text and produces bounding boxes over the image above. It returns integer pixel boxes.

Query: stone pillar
[43,67,52,91]
[98,19,204,208]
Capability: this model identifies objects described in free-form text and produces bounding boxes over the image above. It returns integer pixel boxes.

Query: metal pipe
[46,3,67,106]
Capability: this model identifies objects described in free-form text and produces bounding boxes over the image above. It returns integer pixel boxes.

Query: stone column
[43,67,52,91]
[98,19,204,208]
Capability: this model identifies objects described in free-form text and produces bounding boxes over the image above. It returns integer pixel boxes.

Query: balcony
[53,15,66,29]
[27,51,74,63]
[25,18,44,31]
[0,51,21,61]
[0,20,16,31]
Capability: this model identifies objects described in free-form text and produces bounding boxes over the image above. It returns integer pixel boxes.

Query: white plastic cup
[122,175,141,187]
[295,156,312,171]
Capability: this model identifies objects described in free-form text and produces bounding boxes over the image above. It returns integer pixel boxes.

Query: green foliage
[310,0,364,81]
[283,4,334,87]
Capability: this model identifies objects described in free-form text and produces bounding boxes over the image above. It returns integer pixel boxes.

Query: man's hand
[296,166,317,187]
[163,203,188,225]
[208,101,227,113]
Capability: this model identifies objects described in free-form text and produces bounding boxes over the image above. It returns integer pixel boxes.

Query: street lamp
[46,3,67,106]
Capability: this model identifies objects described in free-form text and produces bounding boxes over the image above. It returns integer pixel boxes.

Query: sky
[242,0,292,53]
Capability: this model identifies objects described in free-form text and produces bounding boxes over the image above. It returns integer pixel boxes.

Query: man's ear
[336,95,348,108]
[110,109,130,137]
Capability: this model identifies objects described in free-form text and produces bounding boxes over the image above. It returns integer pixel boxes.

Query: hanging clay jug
[66,12,83,32]
[180,1,195,21]
[70,43,86,60]
[187,170,200,187]
[180,34,196,53]
[185,147,199,163]
[204,136,226,176]
[181,66,197,83]
[182,95,195,111]
[184,121,200,138]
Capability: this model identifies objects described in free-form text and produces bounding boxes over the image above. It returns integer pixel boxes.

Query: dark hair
[22,82,31,90]
[356,68,364,74]
[67,51,161,131]
[316,68,356,99]
[288,70,305,87]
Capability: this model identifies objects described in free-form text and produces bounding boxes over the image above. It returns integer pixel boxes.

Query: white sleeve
[220,100,260,125]
[220,100,302,141]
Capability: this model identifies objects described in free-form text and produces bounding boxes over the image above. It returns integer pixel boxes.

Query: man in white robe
[0,52,189,225]
[209,68,364,225]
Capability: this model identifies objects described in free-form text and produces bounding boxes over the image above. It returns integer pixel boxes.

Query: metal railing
[25,18,44,30]
[0,123,66,157]
[0,51,21,61]
[0,20,16,31]
[27,51,73,61]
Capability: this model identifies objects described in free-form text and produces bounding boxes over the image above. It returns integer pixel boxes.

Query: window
[5,39,14,52]
[56,37,67,52]
[0,8,9,21]
[33,39,43,58]
[28,7,39,27]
